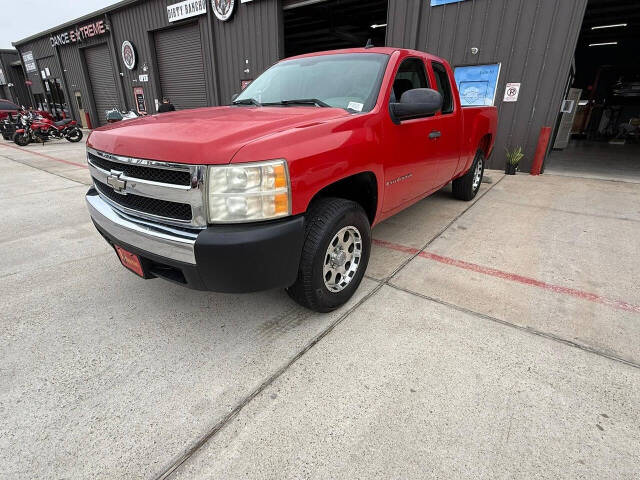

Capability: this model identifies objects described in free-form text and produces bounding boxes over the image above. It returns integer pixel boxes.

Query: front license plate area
[114,245,145,277]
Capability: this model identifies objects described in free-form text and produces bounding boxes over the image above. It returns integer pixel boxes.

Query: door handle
[429,130,441,139]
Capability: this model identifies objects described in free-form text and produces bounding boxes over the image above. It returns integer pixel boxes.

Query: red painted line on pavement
[373,238,640,314]
[0,142,88,169]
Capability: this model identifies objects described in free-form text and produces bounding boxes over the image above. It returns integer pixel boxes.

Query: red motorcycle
[13,112,83,146]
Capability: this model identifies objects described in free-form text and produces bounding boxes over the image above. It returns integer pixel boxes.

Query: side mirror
[390,88,443,124]
[231,93,239,102]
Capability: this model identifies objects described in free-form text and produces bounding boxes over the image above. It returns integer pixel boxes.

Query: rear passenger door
[428,61,462,185]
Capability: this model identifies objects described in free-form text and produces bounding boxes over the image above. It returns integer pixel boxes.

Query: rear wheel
[287,198,371,313]
[66,128,83,142]
[452,149,484,201]
[13,132,30,146]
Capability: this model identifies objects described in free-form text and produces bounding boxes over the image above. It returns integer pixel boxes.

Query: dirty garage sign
[167,0,207,22]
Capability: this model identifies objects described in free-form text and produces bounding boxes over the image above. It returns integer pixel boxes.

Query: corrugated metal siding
[387,0,588,170]
[155,22,207,109]
[16,0,283,122]
[211,0,282,103]
[84,43,120,125]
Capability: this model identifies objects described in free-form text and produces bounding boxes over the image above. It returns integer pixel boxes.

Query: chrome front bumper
[86,191,198,264]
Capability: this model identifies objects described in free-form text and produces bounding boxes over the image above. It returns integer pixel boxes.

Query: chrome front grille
[87,147,207,228]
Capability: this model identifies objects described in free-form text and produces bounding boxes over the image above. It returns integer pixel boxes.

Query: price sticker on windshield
[347,101,364,112]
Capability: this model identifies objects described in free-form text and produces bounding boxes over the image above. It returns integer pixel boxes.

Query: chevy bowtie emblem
[106,171,127,194]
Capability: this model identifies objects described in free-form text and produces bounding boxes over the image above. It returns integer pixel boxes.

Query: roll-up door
[155,23,207,110]
[84,44,119,126]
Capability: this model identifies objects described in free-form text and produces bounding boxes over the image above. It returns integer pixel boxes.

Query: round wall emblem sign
[212,0,236,21]
[121,41,136,70]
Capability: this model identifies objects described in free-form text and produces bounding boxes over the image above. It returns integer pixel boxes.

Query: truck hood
[87,106,349,164]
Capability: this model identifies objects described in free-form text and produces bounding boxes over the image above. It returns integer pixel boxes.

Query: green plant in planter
[505,146,524,175]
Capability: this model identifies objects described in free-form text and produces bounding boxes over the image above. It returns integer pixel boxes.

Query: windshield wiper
[232,98,262,107]
[264,98,331,108]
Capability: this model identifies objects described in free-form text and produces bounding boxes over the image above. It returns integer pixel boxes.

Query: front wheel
[452,149,485,201]
[287,198,371,313]
[66,128,83,142]
[13,132,30,146]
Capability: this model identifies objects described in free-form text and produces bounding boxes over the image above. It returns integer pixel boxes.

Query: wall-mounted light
[591,23,627,30]
[589,41,618,47]
[370,23,387,29]
[578,100,589,106]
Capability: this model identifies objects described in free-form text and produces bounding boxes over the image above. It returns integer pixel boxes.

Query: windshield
[235,53,389,112]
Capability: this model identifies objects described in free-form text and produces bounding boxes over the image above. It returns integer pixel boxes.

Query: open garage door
[547,0,640,181]
[84,43,119,126]
[283,0,388,57]
[155,23,207,110]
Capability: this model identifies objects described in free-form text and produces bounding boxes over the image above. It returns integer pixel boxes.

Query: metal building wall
[107,0,214,116]
[0,50,30,105]
[210,0,283,103]
[15,0,283,126]
[387,0,588,170]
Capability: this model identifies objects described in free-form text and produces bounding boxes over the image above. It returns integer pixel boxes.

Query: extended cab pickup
[85,47,497,312]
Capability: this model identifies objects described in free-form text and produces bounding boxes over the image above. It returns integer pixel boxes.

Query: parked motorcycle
[1,113,19,140]
[13,113,83,146]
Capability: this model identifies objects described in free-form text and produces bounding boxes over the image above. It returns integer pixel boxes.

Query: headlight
[207,159,290,223]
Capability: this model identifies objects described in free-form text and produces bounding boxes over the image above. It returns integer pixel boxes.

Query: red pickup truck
[86,47,497,312]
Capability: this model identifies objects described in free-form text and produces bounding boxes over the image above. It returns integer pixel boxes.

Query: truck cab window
[431,62,454,114]
[390,58,429,103]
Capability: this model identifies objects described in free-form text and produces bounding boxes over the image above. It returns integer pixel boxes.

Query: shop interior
[283,0,388,57]
[547,0,640,181]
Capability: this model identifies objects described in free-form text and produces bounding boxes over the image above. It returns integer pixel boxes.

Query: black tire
[13,132,30,147]
[66,128,83,143]
[452,149,485,201]
[287,198,371,313]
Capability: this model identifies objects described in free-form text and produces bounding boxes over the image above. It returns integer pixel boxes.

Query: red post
[530,126,552,175]
[85,112,93,130]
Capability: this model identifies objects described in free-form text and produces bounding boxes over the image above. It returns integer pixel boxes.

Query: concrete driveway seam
[489,197,640,224]
[0,152,88,186]
[386,282,640,371]
[381,174,506,284]
[0,142,89,169]
[3,184,85,200]
[545,172,640,185]
[162,174,506,478]
[154,280,386,480]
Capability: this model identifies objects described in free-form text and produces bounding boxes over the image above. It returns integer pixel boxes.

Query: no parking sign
[503,83,521,102]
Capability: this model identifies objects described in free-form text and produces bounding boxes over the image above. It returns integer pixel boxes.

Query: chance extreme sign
[167,0,207,22]
[50,20,107,47]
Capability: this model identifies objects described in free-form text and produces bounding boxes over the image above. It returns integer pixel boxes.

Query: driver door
[383,57,446,212]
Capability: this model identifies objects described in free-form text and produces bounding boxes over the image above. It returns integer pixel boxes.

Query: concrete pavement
[1,140,639,479]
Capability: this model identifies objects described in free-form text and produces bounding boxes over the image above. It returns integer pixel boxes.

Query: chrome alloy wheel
[323,226,362,293]
[472,157,483,191]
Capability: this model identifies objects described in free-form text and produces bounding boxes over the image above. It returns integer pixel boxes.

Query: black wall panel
[386,0,588,170]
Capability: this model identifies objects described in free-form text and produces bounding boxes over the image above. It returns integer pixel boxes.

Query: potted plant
[505,146,523,175]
